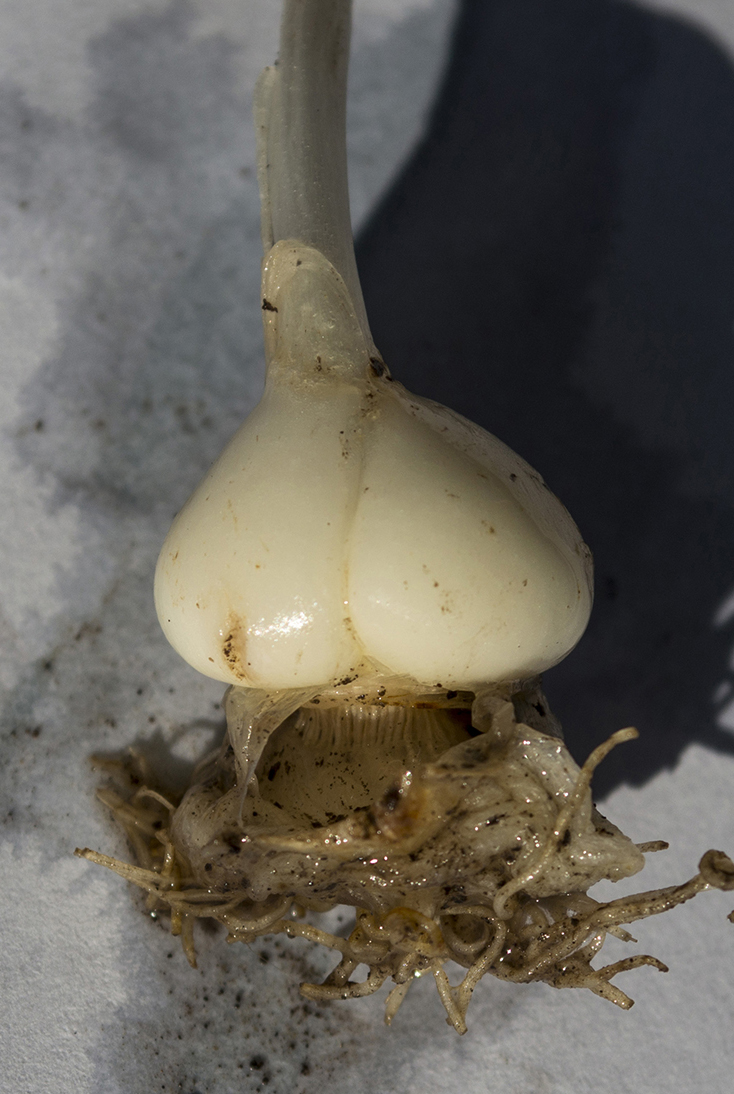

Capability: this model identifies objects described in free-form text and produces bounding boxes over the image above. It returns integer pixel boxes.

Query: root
[77,734,734,1033]
[493,726,638,919]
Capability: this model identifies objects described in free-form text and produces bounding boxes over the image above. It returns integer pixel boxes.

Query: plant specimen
[77,0,733,1033]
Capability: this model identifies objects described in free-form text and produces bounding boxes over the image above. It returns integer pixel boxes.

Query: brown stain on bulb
[221,613,250,682]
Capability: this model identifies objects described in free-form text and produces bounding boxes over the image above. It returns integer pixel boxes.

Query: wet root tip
[699,849,734,892]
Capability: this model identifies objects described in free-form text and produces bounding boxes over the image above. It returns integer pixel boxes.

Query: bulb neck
[255,0,372,345]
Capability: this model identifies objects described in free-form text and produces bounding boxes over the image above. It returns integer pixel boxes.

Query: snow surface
[1,2,733,1092]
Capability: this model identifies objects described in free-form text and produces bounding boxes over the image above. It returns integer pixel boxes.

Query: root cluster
[77,725,734,1034]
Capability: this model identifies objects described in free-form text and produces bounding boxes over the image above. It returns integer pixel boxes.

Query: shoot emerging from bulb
[77,0,734,1033]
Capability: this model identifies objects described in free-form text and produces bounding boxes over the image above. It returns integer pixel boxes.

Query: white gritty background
[1,1,733,1092]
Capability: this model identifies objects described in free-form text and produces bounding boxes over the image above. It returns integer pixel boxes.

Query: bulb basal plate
[77,677,734,1033]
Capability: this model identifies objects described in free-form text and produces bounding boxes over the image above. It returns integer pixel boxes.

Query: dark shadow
[356,0,734,796]
[89,717,225,800]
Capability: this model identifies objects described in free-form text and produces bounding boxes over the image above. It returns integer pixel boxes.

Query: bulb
[154,241,592,692]
[77,0,733,1036]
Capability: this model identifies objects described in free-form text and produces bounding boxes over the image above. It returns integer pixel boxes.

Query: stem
[255,0,371,340]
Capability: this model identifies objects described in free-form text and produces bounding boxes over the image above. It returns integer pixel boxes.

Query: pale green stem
[255,0,371,342]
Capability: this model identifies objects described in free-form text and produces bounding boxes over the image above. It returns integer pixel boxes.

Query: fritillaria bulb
[77,0,733,1035]
[154,239,592,693]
